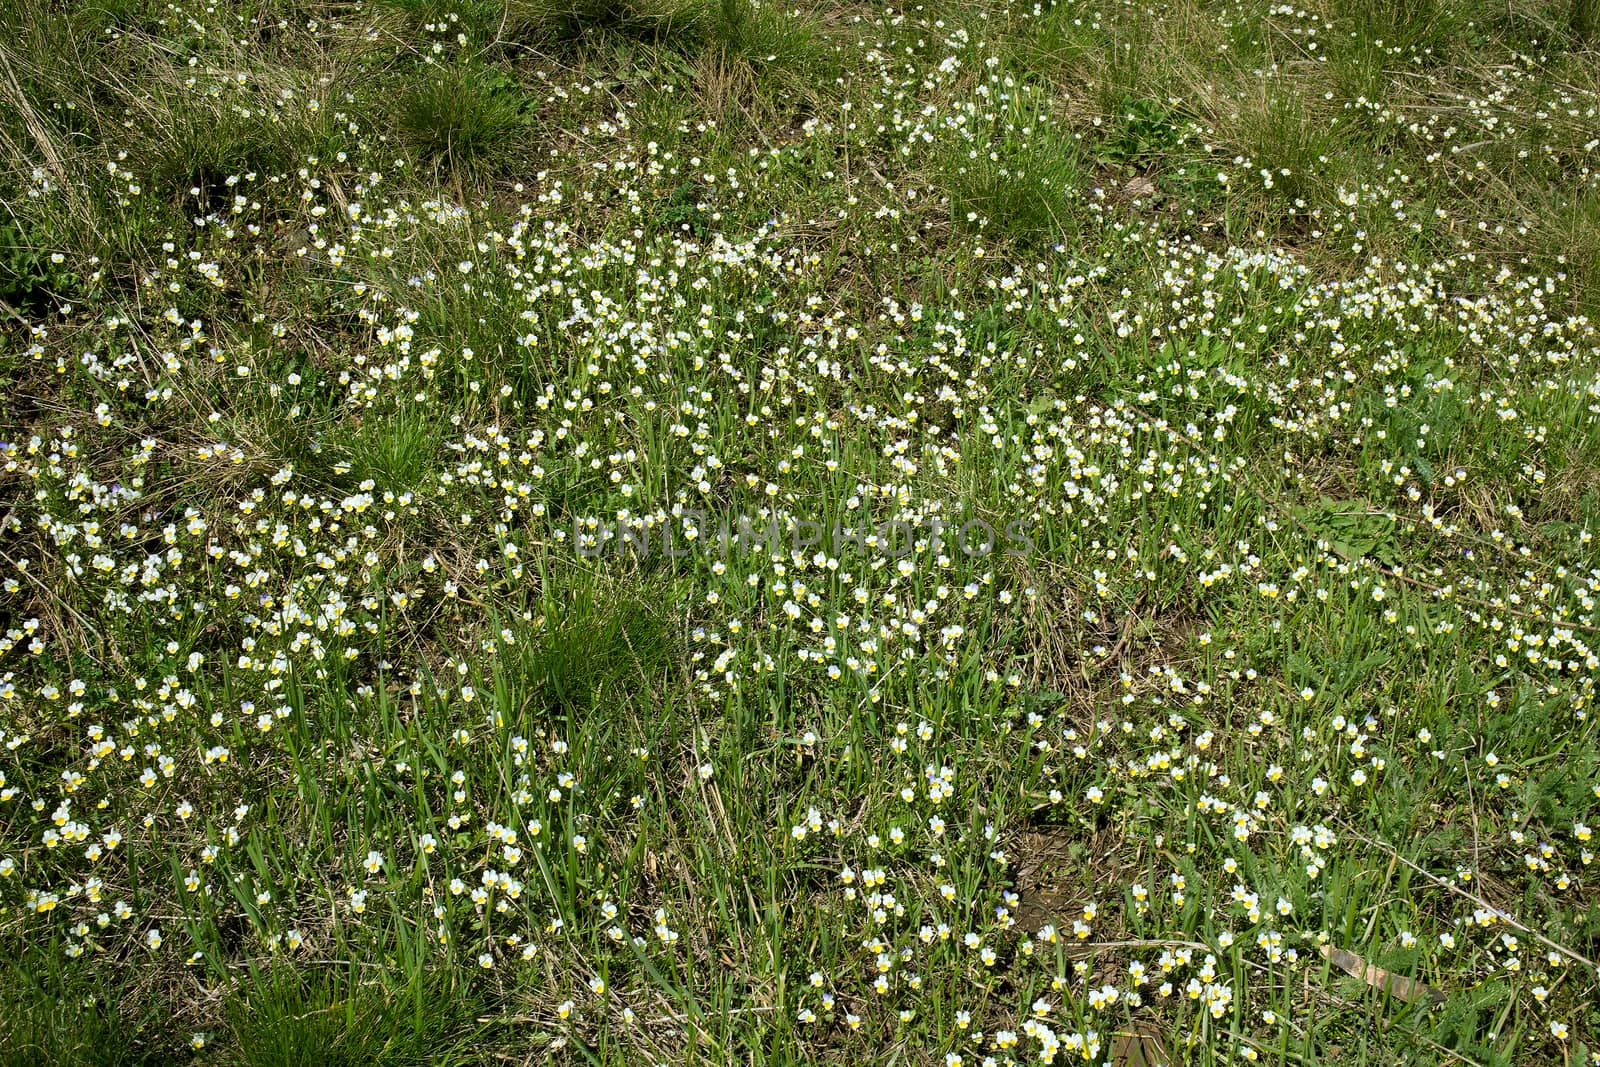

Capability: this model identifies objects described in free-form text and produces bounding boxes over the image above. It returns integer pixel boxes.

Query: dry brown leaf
[1110,1020,1170,1066]
[1123,175,1158,200]
[1320,944,1445,1005]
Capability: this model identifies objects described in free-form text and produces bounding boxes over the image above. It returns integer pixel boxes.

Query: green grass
[222,967,481,1067]
[0,963,174,1066]
[2,0,1600,1063]
[396,65,532,177]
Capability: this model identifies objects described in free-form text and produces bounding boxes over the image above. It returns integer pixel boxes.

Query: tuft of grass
[224,968,480,1067]
[500,570,678,718]
[371,0,709,50]
[0,964,176,1066]
[396,65,529,176]
[1530,184,1600,315]
[348,407,442,491]
[938,80,1087,248]
[1327,0,1463,63]
[515,0,705,45]
[1221,85,1346,224]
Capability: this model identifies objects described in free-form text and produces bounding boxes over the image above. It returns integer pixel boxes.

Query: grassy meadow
[2,0,1600,1062]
